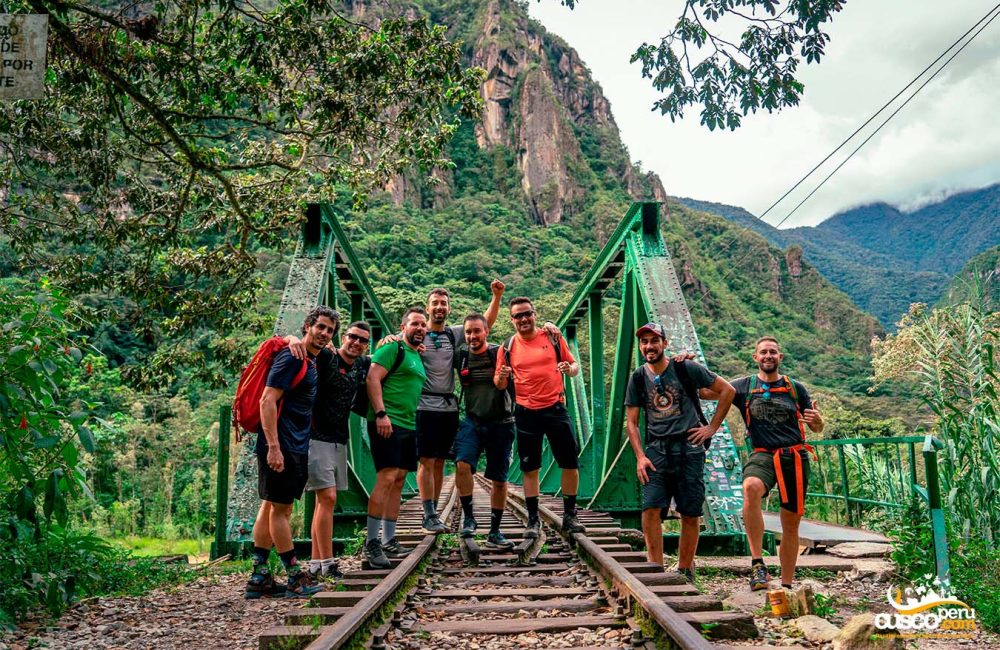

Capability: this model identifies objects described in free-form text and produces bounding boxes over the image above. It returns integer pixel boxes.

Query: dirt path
[0,560,361,650]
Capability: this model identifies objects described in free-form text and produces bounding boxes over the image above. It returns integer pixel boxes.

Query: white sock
[309,559,324,574]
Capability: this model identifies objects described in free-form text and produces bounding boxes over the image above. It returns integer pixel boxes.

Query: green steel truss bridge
[212,201,951,577]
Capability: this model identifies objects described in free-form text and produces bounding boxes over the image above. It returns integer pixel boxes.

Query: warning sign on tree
[0,14,48,100]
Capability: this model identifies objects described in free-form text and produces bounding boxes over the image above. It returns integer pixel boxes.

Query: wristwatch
[375,410,387,419]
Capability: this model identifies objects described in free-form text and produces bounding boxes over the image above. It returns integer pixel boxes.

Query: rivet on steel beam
[371,634,386,649]
[631,630,645,647]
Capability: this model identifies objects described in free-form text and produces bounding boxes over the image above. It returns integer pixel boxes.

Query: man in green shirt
[363,307,428,568]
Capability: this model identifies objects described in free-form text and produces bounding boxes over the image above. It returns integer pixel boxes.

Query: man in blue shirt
[246,306,338,599]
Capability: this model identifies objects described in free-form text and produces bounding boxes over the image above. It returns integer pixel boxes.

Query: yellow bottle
[768,589,790,617]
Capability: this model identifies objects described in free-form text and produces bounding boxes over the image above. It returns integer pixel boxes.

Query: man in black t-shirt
[624,323,734,581]
[730,336,824,592]
[288,320,373,579]
[453,313,516,549]
[246,306,337,600]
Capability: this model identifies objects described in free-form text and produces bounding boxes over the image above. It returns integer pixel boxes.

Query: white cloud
[528,0,1000,227]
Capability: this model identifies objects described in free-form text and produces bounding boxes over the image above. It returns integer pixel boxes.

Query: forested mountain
[941,244,1000,306]
[341,0,882,392]
[678,185,1000,328]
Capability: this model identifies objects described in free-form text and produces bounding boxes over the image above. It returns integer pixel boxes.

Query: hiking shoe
[749,562,771,591]
[562,511,585,533]
[524,518,542,540]
[382,537,412,558]
[310,561,344,580]
[285,570,322,598]
[244,569,287,599]
[364,538,392,569]
[677,567,695,584]
[422,514,448,534]
[484,531,515,550]
[460,516,478,538]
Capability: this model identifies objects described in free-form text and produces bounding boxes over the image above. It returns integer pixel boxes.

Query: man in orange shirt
[495,297,582,537]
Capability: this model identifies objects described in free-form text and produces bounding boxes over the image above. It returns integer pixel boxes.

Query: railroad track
[260,478,758,649]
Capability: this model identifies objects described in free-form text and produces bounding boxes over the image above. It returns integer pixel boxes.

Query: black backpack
[351,340,406,417]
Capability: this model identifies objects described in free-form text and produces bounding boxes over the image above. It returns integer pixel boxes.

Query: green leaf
[77,425,96,453]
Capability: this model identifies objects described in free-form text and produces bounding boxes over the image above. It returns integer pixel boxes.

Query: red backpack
[232,336,308,441]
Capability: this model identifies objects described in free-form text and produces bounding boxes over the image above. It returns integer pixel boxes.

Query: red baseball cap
[635,322,667,340]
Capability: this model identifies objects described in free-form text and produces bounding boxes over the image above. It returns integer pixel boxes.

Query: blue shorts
[453,417,515,483]
[642,437,706,518]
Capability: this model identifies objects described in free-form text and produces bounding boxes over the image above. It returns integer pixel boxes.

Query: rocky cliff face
[366,0,665,224]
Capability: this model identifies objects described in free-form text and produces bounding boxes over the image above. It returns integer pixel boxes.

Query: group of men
[244,281,824,600]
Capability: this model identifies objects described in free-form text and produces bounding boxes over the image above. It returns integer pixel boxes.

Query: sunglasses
[760,382,771,400]
[345,332,370,344]
[511,310,535,320]
[653,374,666,395]
[428,331,443,349]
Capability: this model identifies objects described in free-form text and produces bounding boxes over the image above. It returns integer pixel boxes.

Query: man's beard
[757,360,778,373]
[406,331,424,346]
[645,350,664,364]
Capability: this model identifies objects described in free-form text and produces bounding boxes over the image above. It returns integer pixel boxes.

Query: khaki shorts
[305,440,349,492]
[743,449,810,514]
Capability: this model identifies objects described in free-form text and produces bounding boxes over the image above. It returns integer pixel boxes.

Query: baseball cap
[635,322,667,340]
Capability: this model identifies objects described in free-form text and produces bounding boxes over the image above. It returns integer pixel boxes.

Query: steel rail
[509,493,717,650]
[303,485,459,650]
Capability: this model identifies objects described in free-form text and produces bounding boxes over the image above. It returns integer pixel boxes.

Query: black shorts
[257,449,309,505]
[367,421,418,472]
[514,403,579,472]
[416,409,460,460]
[642,437,706,518]
[453,417,515,483]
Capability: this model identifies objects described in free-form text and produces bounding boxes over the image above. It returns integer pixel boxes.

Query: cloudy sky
[528,1,1000,227]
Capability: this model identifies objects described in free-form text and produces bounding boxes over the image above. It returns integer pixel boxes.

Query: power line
[773,7,1000,229]
[683,2,1000,313]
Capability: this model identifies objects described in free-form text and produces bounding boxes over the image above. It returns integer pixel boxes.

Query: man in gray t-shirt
[624,322,735,578]
[412,281,505,532]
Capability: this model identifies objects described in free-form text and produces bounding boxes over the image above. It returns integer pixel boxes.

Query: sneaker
[524,518,542,540]
[460,516,478,538]
[244,569,287,599]
[422,514,448,534]
[364,538,392,569]
[312,561,344,580]
[484,531,515,550]
[749,562,771,591]
[382,537,412,558]
[562,511,585,533]
[677,567,695,584]
[285,570,322,598]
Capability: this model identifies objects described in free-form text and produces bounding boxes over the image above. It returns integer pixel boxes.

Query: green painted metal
[554,202,745,534]
[214,199,950,559]
[923,435,950,583]
[211,404,232,559]
[216,204,394,555]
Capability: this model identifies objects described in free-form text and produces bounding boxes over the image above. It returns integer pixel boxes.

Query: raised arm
[484,279,505,329]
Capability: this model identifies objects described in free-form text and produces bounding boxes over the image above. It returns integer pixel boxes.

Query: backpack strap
[673,360,708,427]
[503,335,516,369]
[548,333,562,364]
[384,340,406,381]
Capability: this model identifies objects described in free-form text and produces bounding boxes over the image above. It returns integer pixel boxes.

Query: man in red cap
[624,322,735,581]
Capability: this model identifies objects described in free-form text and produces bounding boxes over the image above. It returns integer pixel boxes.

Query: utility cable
[682,3,1000,314]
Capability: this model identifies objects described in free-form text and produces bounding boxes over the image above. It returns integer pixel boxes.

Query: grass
[111,536,212,559]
